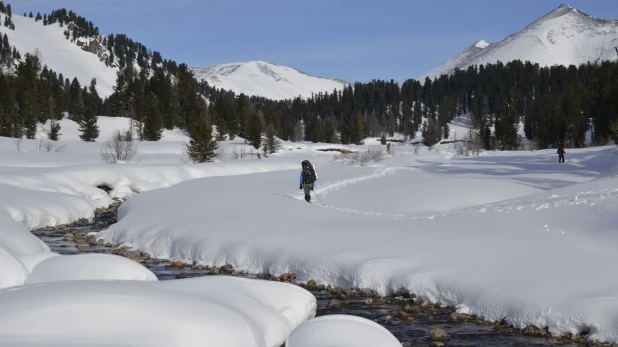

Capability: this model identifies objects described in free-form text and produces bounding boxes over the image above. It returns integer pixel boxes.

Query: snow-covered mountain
[419,4,618,80]
[191,61,349,100]
[1,13,119,98]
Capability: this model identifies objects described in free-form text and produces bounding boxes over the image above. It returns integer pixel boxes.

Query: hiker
[299,164,316,202]
[557,144,565,163]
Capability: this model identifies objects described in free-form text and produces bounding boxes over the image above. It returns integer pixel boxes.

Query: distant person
[386,142,391,153]
[557,144,565,163]
[299,163,316,203]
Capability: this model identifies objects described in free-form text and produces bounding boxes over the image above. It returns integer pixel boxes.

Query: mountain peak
[474,40,490,49]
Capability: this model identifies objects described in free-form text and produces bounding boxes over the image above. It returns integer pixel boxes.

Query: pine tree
[49,118,61,141]
[68,78,83,121]
[246,112,263,149]
[28,12,33,18]
[264,123,281,154]
[78,107,99,141]
[142,92,164,141]
[186,115,218,163]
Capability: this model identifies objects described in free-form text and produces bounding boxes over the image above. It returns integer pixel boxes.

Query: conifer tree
[49,118,61,141]
[186,115,218,163]
[142,92,164,141]
[264,123,281,154]
[78,107,99,141]
[246,112,263,149]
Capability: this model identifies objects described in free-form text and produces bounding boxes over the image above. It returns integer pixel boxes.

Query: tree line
[2,0,618,158]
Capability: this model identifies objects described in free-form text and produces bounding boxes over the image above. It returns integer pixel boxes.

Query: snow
[192,60,349,100]
[1,114,618,342]
[0,277,316,347]
[474,40,490,49]
[96,145,618,342]
[3,15,119,98]
[17,252,60,272]
[37,116,189,142]
[285,315,402,347]
[25,253,157,284]
[0,246,28,289]
[419,4,618,80]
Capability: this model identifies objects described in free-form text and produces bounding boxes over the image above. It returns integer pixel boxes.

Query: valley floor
[0,126,617,345]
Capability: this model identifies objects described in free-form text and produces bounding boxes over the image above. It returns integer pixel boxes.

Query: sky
[10,0,618,83]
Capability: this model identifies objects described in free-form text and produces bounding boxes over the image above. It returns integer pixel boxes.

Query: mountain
[191,61,349,100]
[419,4,618,80]
[0,9,180,99]
[1,13,118,97]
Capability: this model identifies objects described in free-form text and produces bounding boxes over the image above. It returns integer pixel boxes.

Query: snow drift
[0,277,316,347]
[285,315,402,347]
[25,253,157,284]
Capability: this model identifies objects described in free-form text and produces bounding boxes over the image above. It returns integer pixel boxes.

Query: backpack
[302,160,318,183]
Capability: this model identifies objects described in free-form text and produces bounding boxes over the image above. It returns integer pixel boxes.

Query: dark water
[32,217,582,347]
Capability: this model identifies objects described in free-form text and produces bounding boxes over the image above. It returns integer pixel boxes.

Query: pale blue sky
[11,0,618,83]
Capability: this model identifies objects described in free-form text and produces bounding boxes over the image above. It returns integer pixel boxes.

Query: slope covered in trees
[1,0,617,153]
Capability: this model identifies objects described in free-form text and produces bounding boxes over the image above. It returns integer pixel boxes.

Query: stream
[31,203,584,347]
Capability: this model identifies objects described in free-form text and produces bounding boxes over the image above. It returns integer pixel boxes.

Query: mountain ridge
[418,4,618,80]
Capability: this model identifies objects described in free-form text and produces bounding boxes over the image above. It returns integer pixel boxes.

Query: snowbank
[285,315,402,347]
[0,277,315,347]
[0,246,28,289]
[25,254,157,284]
[0,161,297,231]
[17,252,61,273]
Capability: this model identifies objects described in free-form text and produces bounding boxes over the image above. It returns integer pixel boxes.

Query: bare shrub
[232,146,248,160]
[100,130,137,164]
[13,138,23,152]
[333,145,385,166]
[37,139,66,153]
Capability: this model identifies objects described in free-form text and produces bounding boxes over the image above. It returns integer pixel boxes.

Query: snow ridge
[419,4,618,80]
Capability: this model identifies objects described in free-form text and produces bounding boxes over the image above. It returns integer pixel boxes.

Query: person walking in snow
[557,144,565,163]
[299,165,316,202]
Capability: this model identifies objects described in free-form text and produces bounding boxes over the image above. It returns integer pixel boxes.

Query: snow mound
[192,60,349,100]
[0,277,315,347]
[419,4,618,80]
[17,252,61,272]
[285,315,401,347]
[25,254,157,284]
[0,246,28,289]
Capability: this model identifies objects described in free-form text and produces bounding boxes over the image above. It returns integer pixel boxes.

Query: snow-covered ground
[1,117,618,344]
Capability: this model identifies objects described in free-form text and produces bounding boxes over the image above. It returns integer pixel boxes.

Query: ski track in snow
[278,166,618,221]
[282,167,408,218]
